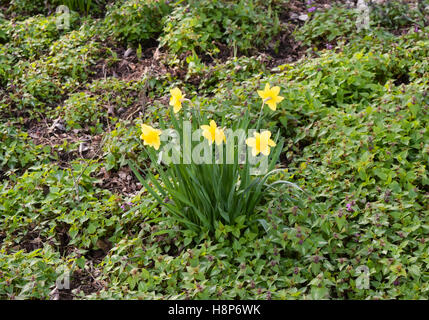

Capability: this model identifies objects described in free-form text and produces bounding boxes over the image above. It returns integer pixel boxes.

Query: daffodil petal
[215,129,226,145]
[261,146,270,156]
[252,147,259,157]
[266,100,277,110]
[173,103,182,113]
[271,86,281,95]
[246,137,256,147]
[257,90,266,99]
[203,133,214,144]
[275,95,284,103]
[170,87,181,96]
[169,97,177,107]
[141,124,153,135]
[261,131,271,140]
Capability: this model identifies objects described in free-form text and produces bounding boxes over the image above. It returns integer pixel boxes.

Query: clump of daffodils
[141,86,283,156]
[133,84,298,234]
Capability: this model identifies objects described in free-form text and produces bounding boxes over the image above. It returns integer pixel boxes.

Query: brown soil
[55,264,107,300]
[27,118,104,165]
[91,41,180,82]
[95,166,142,197]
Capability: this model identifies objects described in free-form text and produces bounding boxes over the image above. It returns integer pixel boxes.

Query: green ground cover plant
[160,0,280,56]
[104,0,172,46]
[0,0,427,300]
[5,0,108,16]
[0,124,52,173]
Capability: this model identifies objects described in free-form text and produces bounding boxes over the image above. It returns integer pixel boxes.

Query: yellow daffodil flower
[246,130,276,156]
[140,124,162,150]
[169,87,185,113]
[257,83,284,111]
[201,120,226,145]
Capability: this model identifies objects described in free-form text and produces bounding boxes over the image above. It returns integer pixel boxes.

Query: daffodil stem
[184,98,203,123]
[256,102,265,131]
